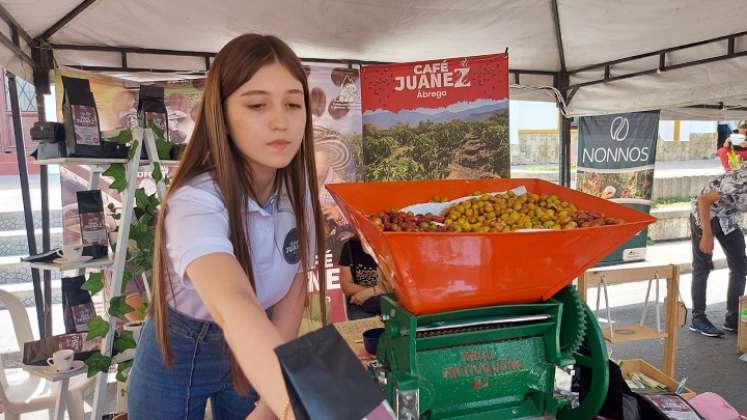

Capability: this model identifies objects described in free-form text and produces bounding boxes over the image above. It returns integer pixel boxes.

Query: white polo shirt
[163,172,314,321]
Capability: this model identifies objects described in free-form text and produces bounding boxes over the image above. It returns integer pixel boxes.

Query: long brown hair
[151,34,327,388]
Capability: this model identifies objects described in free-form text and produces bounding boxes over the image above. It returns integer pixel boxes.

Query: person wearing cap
[689,166,747,337]
[716,120,747,171]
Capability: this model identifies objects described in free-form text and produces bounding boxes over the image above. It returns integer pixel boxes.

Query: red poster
[361,54,508,113]
[361,53,510,181]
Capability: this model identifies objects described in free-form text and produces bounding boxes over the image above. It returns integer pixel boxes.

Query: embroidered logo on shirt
[283,228,300,264]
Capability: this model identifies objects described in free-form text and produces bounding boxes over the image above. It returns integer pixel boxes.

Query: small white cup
[47,349,74,372]
[56,245,84,262]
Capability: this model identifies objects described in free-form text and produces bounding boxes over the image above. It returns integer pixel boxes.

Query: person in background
[688,167,747,337]
[716,120,747,171]
[338,236,387,320]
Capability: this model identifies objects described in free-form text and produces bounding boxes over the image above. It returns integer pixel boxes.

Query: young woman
[338,235,386,320]
[128,34,326,420]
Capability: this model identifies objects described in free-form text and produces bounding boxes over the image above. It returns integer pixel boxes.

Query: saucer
[53,255,94,265]
[43,360,85,375]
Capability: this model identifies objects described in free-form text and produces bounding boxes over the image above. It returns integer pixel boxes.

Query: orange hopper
[326,178,655,315]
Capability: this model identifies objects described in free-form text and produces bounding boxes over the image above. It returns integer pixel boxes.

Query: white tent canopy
[1,0,747,116]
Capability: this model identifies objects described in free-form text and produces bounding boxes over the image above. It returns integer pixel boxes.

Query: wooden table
[578,263,680,376]
[22,362,87,420]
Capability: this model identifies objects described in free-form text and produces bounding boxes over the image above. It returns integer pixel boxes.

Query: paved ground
[512,157,725,175]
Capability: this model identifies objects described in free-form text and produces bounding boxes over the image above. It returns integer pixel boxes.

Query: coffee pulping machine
[327,178,655,419]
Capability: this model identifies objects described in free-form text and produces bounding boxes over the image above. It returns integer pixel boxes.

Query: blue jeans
[128,307,258,419]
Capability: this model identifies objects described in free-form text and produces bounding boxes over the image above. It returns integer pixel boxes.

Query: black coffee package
[171,143,187,160]
[275,325,393,420]
[138,85,170,159]
[62,276,96,333]
[138,85,168,132]
[77,190,108,248]
[100,129,130,159]
[62,76,102,157]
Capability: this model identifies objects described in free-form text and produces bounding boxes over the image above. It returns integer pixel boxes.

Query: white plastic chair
[0,288,95,420]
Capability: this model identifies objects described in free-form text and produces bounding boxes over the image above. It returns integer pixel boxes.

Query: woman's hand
[245,401,277,420]
[699,233,715,255]
[372,283,386,295]
[724,138,733,150]
[322,205,345,226]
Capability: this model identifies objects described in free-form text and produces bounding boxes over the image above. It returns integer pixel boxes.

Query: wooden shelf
[22,361,87,382]
[602,324,668,343]
[26,256,113,272]
[112,348,135,364]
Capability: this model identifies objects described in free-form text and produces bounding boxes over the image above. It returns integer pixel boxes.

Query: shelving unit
[23,128,170,419]
[27,256,114,272]
[578,263,680,377]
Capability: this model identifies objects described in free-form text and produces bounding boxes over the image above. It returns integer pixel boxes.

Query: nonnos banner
[577,111,660,264]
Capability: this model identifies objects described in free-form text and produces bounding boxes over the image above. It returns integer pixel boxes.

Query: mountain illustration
[363,101,508,129]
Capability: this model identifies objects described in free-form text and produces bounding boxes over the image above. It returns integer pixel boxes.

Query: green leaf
[156,138,174,160]
[81,272,104,295]
[139,213,153,226]
[103,163,127,192]
[135,188,149,210]
[149,120,174,159]
[114,330,137,353]
[137,301,149,319]
[109,296,135,319]
[86,316,109,341]
[152,162,163,182]
[148,192,160,208]
[107,203,116,211]
[128,139,140,160]
[120,271,131,294]
[148,120,165,141]
[85,352,112,378]
[130,222,154,251]
[112,129,133,145]
[116,359,134,382]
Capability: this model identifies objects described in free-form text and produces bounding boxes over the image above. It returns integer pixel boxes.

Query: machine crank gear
[553,285,587,359]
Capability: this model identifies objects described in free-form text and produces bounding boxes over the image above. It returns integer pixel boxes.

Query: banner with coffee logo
[361,53,510,181]
[577,111,660,264]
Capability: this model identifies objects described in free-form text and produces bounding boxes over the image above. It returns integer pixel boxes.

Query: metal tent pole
[36,87,53,336]
[7,70,46,335]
